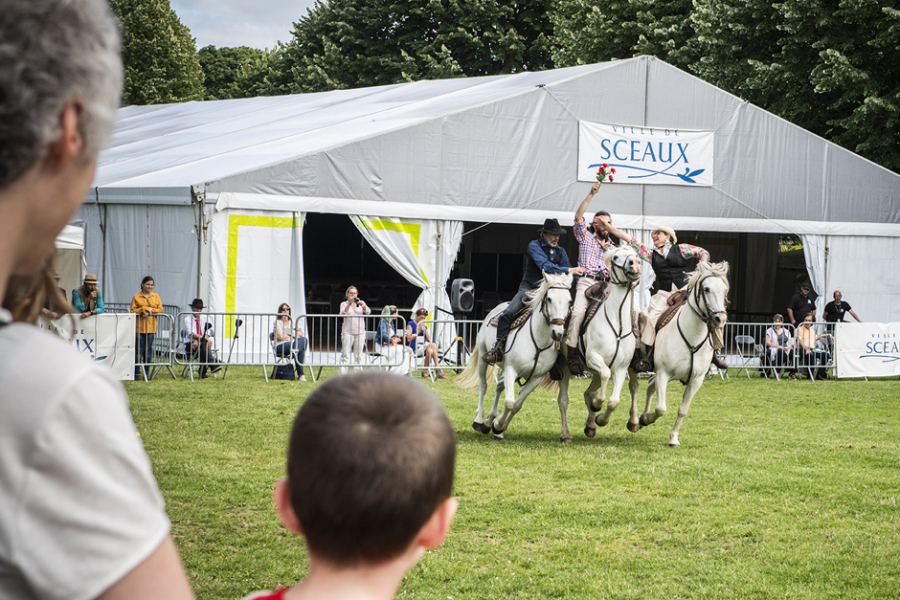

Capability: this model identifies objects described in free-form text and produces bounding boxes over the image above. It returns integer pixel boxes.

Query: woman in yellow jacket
[131,276,163,379]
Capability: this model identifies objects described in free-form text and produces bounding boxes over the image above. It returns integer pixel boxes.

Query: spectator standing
[131,275,163,379]
[339,285,370,374]
[823,290,862,330]
[0,1,194,598]
[72,273,104,317]
[787,283,816,326]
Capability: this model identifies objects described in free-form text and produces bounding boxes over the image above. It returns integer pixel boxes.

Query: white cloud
[170,0,317,50]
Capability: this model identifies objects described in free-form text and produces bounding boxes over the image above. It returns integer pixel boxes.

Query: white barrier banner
[578,121,714,186]
[39,314,136,380]
[835,322,900,378]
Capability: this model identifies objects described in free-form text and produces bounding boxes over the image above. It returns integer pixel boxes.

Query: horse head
[605,246,641,285]
[687,260,730,328]
[526,271,573,341]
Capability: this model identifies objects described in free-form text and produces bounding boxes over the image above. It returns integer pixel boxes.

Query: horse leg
[472,357,492,434]
[582,374,602,437]
[642,372,669,427]
[626,368,641,432]
[669,375,703,447]
[595,367,624,428]
[557,373,572,443]
[494,375,543,438]
[492,366,517,435]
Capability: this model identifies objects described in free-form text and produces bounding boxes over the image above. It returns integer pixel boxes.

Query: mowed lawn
[126,369,900,600]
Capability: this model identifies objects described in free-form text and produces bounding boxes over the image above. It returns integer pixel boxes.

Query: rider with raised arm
[601,219,728,371]
[483,219,584,365]
[566,181,615,374]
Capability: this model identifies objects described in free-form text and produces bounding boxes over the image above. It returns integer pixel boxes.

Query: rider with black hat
[483,218,585,364]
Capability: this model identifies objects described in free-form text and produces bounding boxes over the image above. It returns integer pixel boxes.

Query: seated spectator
[72,273,104,317]
[375,305,403,346]
[273,302,307,381]
[131,275,163,380]
[765,313,797,380]
[797,314,833,380]
[182,298,220,379]
[242,372,457,600]
[406,308,446,379]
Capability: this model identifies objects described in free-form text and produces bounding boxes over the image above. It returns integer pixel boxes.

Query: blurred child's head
[281,372,456,567]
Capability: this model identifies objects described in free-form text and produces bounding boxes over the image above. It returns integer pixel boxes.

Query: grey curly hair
[0,0,122,189]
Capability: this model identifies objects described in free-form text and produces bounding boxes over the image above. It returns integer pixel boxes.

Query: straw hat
[651,226,677,245]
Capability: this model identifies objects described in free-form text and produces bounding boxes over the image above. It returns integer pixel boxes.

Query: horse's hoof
[472,421,491,434]
[595,415,609,427]
[491,424,503,435]
[639,414,651,427]
[492,434,504,441]
[583,426,596,438]
[560,436,572,443]
[627,421,641,433]
[668,441,680,448]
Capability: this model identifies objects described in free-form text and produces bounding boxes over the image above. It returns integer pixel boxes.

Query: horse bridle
[676,274,726,383]
[511,283,571,386]
[540,284,571,327]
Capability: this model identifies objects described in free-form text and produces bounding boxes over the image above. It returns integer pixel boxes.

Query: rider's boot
[483,335,507,365]
[567,345,583,375]
[711,351,728,370]
[631,346,653,373]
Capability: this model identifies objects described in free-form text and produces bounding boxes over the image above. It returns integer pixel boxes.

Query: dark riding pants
[496,281,534,341]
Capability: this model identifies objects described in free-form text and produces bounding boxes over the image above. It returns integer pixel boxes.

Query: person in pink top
[339,285,371,374]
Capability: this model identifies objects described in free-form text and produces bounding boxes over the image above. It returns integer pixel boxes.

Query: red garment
[195,317,200,336]
[246,589,287,600]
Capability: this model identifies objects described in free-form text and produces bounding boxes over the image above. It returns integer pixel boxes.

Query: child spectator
[243,372,457,600]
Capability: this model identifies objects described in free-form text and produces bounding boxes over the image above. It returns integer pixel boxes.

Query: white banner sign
[39,314,136,380]
[578,121,714,186]
[835,322,900,378]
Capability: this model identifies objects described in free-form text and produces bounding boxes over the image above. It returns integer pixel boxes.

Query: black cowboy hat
[190,298,205,309]
[538,218,566,235]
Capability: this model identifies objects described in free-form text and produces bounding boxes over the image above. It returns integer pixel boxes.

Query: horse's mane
[686,260,730,291]
[524,272,572,309]
[604,244,637,273]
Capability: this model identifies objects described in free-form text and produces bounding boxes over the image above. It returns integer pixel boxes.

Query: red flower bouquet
[596,164,616,183]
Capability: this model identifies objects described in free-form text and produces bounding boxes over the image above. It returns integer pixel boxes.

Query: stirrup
[483,339,506,365]
[631,348,653,373]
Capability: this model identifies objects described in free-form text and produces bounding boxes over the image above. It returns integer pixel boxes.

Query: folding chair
[268,331,297,381]
[734,335,757,379]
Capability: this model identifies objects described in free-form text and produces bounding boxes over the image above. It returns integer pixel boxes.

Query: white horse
[636,261,730,447]
[556,246,643,442]
[457,271,573,441]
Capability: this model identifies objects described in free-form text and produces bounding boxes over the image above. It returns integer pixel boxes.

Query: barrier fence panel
[107,303,181,365]
[720,321,835,380]
[133,313,176,382]
[175,312,299,381]
[302,314,410,376]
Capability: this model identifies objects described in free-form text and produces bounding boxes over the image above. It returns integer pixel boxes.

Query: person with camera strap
[339,285,371,374]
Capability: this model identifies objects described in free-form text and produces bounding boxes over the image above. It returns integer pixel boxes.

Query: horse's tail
[456,346,486,390]
[538,372,559,393]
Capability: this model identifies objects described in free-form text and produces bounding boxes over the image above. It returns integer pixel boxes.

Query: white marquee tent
[78,55,900,322]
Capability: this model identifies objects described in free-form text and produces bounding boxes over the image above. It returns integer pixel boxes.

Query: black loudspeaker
[451,278,475,313]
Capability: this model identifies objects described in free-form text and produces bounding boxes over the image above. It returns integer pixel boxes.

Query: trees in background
[109,0,204,105]
[197,46,268,100]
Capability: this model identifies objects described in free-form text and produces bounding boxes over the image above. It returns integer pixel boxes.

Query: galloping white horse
[636,261,730,447]
[458,271,573,440]
[555,246,643,442]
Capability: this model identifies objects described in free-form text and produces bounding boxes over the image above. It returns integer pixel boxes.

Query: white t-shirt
[0,312,170,600]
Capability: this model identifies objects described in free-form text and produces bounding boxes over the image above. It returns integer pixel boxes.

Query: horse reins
[594,259,640,368]
[675,274,722,383]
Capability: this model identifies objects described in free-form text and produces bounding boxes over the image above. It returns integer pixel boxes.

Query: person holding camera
[182,298,220,379]
[339,285,371,374]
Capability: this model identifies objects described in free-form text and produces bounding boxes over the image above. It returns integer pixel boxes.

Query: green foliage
[280,0,555,93]
[198,46,269,100]
[128,368,900,599]
[109,0,204,105]
[551,0,696,69]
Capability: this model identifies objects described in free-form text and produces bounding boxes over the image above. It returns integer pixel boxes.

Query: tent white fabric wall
[54,224,85,297]
[82,56,900,322]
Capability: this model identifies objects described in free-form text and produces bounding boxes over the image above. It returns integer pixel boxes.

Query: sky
[170,0,318,50]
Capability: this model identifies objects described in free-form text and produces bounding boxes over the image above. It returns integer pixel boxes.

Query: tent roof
[90,56,900,235]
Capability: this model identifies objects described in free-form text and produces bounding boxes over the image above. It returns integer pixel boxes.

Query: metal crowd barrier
[133,313,176,381]
[301,314,411,377]
[720,321,835,380]
[106,302,181,366]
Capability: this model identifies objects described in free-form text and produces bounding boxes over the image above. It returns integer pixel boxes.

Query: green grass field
[126,368,900,600]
